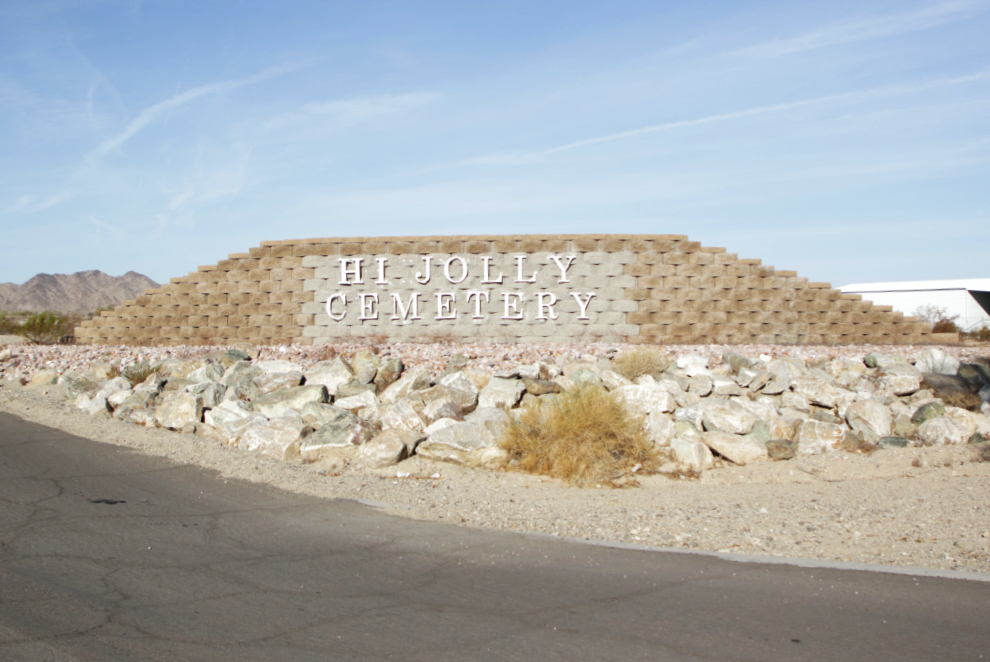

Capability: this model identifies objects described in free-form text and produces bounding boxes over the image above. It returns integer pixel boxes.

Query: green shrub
[17,311,79,345]
[498,385,657,486]
[0,312,18,335]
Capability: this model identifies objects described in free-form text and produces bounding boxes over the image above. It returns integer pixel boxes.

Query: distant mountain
[0,270,160,315]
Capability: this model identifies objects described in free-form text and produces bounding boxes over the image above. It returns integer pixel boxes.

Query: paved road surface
[1,411,988,661]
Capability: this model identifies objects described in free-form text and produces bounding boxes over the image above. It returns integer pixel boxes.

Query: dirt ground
[2,378,988,576]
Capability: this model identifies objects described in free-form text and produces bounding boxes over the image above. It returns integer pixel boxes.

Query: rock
[570,369,603,389]
[701,399,759,435]
[968,433,986,444]
[461,367,492,391]
[252,385,329,418]
[946,407,990,437]
[722,352,753,374]
[761,377,789,395]
[380,368,432,403]
[76,393,111,416]
[219,361,263,401]
[254,359,304,375]
[187,381,226,407]
[303,357,355,395]
[439,370,481,398]
[204,400,253,428]
[379,399,426,432]
[922,373,976,402]
[865,353,908,369]
[155,392,205,430]
[335,381,377,398]
[439,354,471,379]
[791,376,853,409]
[373,358,404,392]
[844,400,892,443]
[253,371,304,395]
[613,385,677,416]
[877,365,922,396]
[893,414,916,438]
[746,420,770,444]
[517,360,562,381]
[350,349,381,385]
[781,391,810,412]
[519,378,560,397]
[959,363,990,387]
[60,375,98,400]
[878,436,911,449]
[676,354,709,376]
[424,417,458,435]
[911,401,946,424]
[360,429,420,468]
[687,375,713,396]
[238,415,308,460]
[299,402,354,429]
[600,370,633,391]
[220,348,251,366]
[232,342,259,359]
[700,431,768,465]
[416,420,498,464]
[670,437,714,472]
[157,358,206,379]
[300,410,376,461]
[734,367,759,388]
[187,361,225,383]
[644,412,676,447]
[841,431,878,454]
[27,369,59,389]
[711,375,743,396]
[107,389,133,409]
[113,404,155,426]
[811,410,844,426]
[213,413,267,446]
[334,390,380,413]
[979,385,990,403]
[420,384,477,421]
[794,420,845,455]
[916,416,971,446]
[478,377,526,410]
[766,439,797,460]
[915,349,960,376]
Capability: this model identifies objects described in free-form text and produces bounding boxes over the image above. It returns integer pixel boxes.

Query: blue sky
[1,0,988,288]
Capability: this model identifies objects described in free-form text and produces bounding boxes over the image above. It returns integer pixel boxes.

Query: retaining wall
[74,234,953,346]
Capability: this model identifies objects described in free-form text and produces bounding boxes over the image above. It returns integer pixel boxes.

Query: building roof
[839,278,990,293]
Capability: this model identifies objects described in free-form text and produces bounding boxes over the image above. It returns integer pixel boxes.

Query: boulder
[204,400,253,428]
[254,359,304,375]
[478,377,526,410]
[350,349,381,384]
[155,392,205,430]
[791,375,854,409]
[415,420,499,464]
[335,381,377,398]
[600,370,633,391]
[379,399,426,432]
[864,353,908,369]
[380,368,432,403]
[334,390,380,413]
[421,383,478,415]
[570,369,604,389]
[253,371,304,396]
[76,393,111,416]
[644,412,676,448]
[700,399,758,435]
[921,373,973,402]
[239,415,308,460]
[916,416,971,446]
[219,361,263,401]
[676,354,709,376]
[766,439,797,460]
[613,385,677,416]
[670,437,714,472]
[60,375,99,400]
[722,352,753,374]
[187,361,225,383]
[911,401,946,424]
[304,357,355,395]
[700,431,768,465]
[27,369,59,389]
[187,381,226,407]
[877,365,922,396]
[878,436,911,449]
[113,404,156,427]
[844,400,892,443]
[439,370,481,397]
[252,385,329,418]
[213,413,268,446]
[794,420,845,455]
[711,375,743,396]
[360,429,421,468]
[915,349,960,376]
[424,417,459,435]
[687,375,713,396]
[301,415,376,461]
[516,360,562,381]
[373,358,404,392]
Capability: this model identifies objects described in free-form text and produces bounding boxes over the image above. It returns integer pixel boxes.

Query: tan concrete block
[270,245,293,258]
[649,264,676,277]
[260,281,278,293]
[636,276,662,289]
[282,302,304,314]
[291,267,315,280]
[627,312,654,325]
[625,264,650,277]
[269,291,292,304]
[626,288,652,300]
[237,281,260,294]
[293,313,315,326]
[516,239,541,253]
[384,242,413,254]
[637,252,662,265]
[573,237,599,252]
[665,276,689,288]
[465,240,490,254]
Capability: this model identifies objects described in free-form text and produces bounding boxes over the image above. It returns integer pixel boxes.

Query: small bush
[498,385,657,486]
[941,390,983,411]
[914,304,960,334]
[962,326,990,343]
[611,347,672,382]
[0,312,18,335]
[123,362,160,387]
[17,311,79,345]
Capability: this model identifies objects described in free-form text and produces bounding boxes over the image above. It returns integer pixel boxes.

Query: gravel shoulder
[2,367,989,576]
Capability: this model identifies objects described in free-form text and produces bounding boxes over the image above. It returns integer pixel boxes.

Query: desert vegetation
[611,347,673,382]
[498,384,658,486]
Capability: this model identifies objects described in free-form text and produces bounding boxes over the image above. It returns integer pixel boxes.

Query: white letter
[435,292,456,320]
[443,256,468,284]
[502,292,524,320]
[536,292,559,320]
[481,256,503,284]
[466,291,489,319]
[338,258,364,285]
[325,293,347,321]
[571,292,596,320]
[549,255,577,284]
[415,256,432,284]
[375,257,390,285]
[514,255,537,283]
[359,293,379,320]
[390,292,422,321]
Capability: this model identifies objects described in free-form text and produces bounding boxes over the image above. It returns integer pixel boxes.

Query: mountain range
[0,270,160,315]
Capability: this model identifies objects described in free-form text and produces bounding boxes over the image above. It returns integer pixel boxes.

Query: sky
[1,0,988,288]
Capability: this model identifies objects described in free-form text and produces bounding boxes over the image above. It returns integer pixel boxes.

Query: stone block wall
[74,234,954,346]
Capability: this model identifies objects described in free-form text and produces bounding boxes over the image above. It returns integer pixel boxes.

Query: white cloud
[735,1,986,58]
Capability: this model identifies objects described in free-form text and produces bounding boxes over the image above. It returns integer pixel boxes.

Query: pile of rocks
[21,344,990,476]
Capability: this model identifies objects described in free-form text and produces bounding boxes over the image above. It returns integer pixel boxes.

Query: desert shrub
[961,326,990,343]
[498,385,657,486]
[123,362,160,387]
[611,347,672,381]
[17,311,79,345]
[913,304,960,334]
[0,312,18,335]
[941,390,983,411]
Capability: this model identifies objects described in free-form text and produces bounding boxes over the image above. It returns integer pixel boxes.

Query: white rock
[360,429,420,468]
[238,415,307,460]
[670,437,714,472]
[424,417,459,435]
[478,377,526,410]
[254,359,304,375]
[917,416,972,446]
[676,354,709,376]
[380,368,432,403]
[700,431,768,465]
[844,399,892,443]
[711,375,743,396]
[303,357,355,395]
[379,399,426,432]
[438,370,480,397]
[794,420,845,455]
[252,385,329,418]
[155,392,205,430]
[600,370,633,391]
[915,349,960,376]
[644,412,676,448]
[613,384,677,416]
[700,399,758,435]
[790,376,853,409]
[334,390,380,413]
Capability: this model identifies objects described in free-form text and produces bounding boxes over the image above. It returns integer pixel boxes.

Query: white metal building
[839,279,990,332]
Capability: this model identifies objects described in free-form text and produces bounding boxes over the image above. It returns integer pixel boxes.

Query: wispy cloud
[89,63,299,158]
[255,92,440,134]
[736,1,986,58]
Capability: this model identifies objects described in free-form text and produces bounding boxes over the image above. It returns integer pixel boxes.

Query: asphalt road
[1,411,988,661]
